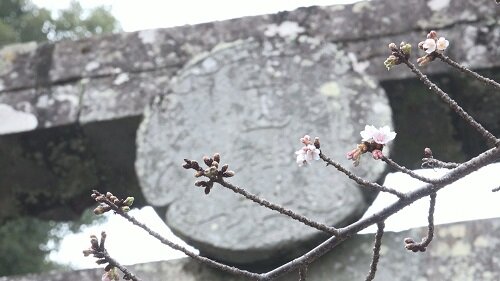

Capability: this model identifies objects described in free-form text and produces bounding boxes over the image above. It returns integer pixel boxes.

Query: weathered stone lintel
[0,0,498,133]
[0,69,172,135]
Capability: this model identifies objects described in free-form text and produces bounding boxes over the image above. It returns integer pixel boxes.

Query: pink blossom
[436,37,449,51]
[347,147,362,167]
[422,38,437,54]
[360,125,396,145]
[300,135,312,145]
[372,149,384,160]
[295,144,320,167]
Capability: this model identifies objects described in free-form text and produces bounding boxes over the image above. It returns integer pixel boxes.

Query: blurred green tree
[0,0,121,47]
[0,1,118,275]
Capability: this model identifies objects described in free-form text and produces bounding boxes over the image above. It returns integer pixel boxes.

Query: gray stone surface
[135,38,393,263]
[4,218,500,280]
[0,0,498,133]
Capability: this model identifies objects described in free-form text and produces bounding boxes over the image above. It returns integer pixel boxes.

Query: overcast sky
[32,0,361,32]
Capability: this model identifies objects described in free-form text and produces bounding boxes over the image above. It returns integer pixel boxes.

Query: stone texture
[0,0,497,268]
[0,0,498,132]
[135,38,393,263]
[4,218,500,280]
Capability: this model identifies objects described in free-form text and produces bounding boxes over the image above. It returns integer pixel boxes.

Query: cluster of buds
[82,232,120,281]
[384,41,412,70]
[347,125,396,166]
[295,135,321,167]
[92,191,135,215]
[182,153,235,194]
[417,30,449,66]
[404,237,428,252]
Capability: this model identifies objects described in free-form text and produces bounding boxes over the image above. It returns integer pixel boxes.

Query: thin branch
[84,231,142,281]
[261,146,500,280]
[365,221,385,281]
[92,191,263,280]
[216,179,339,236]
[421,157,460,169]
[93,145,500,281]
[404,193,436,252]
[382,156,439,184]
[403,59,499,147]
[298,266,308,281]
[435,53,500,91]
[102,250,142,281]
[320,152,406,198]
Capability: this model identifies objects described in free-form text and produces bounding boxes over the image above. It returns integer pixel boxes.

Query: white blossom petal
[360,125,378,141]
[436,37,449,51]
[423,38,436,54]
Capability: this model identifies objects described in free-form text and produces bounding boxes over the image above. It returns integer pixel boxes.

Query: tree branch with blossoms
[85,30,500,281]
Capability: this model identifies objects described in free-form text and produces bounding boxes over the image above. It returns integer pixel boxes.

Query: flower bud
[418,41,425,50]
[203,156,213,166]
[400,43,412,56]
[195,180,207,187]
[220,164,229,172]
[93,206,107,215]
[222,171,235,177]
[404,237,415,244]
[194,170,204,177]
[427,30,437,39]
[121,206,130,212]
[424,147,433,158]
[123,197,135,206]
[213,153,221,163]
[190,161,200,169]
[314,137,321,149]
[83,249,93,256]
[204,186,211,194]
[388,42,398,52]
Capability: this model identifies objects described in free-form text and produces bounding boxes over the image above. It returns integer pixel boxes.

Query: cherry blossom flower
[422,38,437,54]
[295,135,320,167]
[436,37,449,51]
[360,125,397,145]
[300,135,312,145]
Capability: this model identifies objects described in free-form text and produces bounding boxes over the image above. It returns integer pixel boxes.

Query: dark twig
[365,222,385,281]
[298,266,308,281]
[404,193,436,252]
[216,179,339,236]
[93,145,500,281]
[435,53,500,91]
[261,146,500,280]
[403,59,499,147]
[319,152,406,198]
[382,156,439,184]
[83,231,141,281]
[421,157,460,169]
[492,186,500,192]
[102,250,142,281]
[91,191,262,280]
